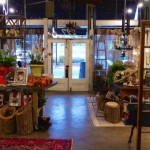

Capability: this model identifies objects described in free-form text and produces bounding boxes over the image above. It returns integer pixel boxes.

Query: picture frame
[21,94,32,106]
[14,68,28,85]
[9,92,21,106]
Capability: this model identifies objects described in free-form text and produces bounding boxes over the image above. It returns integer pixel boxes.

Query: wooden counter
[115,84,150,99]
[0,81,57,127]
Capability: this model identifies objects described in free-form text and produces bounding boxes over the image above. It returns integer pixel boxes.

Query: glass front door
[48,39,89,91]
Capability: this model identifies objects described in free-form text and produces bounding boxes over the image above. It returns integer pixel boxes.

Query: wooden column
[32,90,38,128]
[136,20,150,150]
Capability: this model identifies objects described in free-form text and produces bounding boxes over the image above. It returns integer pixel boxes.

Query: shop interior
[0,0,150,150]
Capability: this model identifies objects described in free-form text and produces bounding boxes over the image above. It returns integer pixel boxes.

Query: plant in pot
[107,60,126,89]
[28,37,51,77]
[0,49,17,84]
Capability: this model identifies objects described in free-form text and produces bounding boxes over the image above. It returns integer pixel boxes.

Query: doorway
[48,39,90,91]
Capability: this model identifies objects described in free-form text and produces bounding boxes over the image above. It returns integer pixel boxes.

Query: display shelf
[93,38,108,91]
[0,81,57,127]
[0,15,26,39]
[136,20,150,149]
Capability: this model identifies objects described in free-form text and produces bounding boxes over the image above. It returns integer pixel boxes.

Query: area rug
[87,96,125,127]
[0,138,73,150]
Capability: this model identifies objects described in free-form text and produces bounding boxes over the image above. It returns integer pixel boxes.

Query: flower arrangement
[29,36,51,65]
[0,49,17,84]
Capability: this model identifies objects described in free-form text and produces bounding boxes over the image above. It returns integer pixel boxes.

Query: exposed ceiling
[25,0,138,19]
[1,0,138,20]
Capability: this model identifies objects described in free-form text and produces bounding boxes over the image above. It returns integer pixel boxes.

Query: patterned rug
[0,138,73,150]
[87,96,125,127]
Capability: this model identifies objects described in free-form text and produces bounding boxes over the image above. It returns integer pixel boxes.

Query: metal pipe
[24,0,26,18]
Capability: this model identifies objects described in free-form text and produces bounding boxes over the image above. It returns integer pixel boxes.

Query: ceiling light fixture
[138,2,143,8]
[0,0,8,15]
[127,8,132,14]
[115,0,133,57]
[0,0,6,5]
[9,8,14,13]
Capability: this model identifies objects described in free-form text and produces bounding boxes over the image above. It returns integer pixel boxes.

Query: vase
[29,64,44,77]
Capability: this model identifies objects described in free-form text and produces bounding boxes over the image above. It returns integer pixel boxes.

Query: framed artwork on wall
[14,68,28,85]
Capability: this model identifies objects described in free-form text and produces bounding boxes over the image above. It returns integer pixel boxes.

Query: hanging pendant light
[115,0,133,55]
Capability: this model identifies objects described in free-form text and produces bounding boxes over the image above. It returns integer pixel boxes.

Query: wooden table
[0,81,57,127]
[31,81,57,127]
[114,84,150,99]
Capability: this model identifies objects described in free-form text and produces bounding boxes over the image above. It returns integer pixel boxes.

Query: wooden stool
[104,102,120,123]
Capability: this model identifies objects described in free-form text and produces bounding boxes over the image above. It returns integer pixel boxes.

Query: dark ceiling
[1,0,138,20]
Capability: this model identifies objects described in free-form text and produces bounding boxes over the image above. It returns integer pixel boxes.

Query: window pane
[72,43,86,79]
[52,43,65,78]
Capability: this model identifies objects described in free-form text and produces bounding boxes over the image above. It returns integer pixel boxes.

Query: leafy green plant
[93,75,107,91]
[107,60,126,87]
[38,96,47,108]
[0,49,17,66]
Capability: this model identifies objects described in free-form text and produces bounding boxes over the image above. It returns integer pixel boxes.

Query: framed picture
[9,92,21,106]
[21,94,32,106]
[14,68,28,85]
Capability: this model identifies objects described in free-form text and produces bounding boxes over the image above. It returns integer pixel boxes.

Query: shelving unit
[0,14,26,65]
[93,35,108,91]
[137,20,150,150]
[0,15,26,39]
[95,38,107,75]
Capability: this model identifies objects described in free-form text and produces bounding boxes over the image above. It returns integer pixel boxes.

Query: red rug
[0,138,73,150]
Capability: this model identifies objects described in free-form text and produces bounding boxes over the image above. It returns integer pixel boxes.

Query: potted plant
[107,60,126,88]
[28,37,51,77]
[0,49,17,67]
[0,49,17,84]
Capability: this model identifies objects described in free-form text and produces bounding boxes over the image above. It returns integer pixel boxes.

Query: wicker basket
[96,95,106,111]
[15,104,33,134]
[0,106,16,134]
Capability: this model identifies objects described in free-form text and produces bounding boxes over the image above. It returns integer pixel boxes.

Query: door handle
[65,65,69,78]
